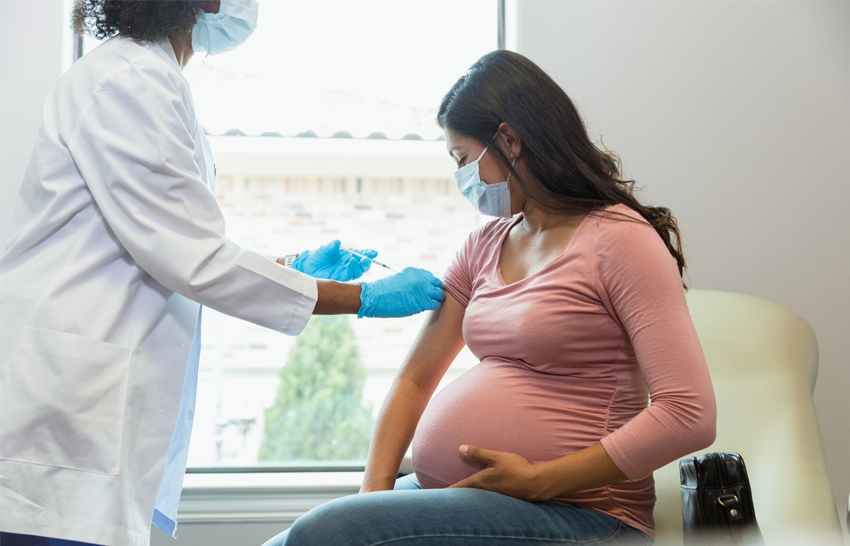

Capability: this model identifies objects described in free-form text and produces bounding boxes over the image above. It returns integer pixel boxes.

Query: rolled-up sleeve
[596,213,717,480]
[68,59,316,335]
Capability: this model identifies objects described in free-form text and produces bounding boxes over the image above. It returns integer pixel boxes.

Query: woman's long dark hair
[438,50,687,288]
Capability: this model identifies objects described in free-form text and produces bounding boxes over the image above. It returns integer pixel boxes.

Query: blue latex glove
[358,267,445,318]
[292,240,378,281]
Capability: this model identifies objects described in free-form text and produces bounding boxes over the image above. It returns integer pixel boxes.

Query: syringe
[342,248,399,273]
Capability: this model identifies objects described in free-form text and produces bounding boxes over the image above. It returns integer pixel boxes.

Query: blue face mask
[192,0,259,56]
[453,146,515,218]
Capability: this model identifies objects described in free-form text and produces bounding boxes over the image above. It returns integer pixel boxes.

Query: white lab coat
[0,37,317,546]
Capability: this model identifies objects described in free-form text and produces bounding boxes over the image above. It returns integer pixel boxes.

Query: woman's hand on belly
[447,445,549,502]
[448,442,630,502]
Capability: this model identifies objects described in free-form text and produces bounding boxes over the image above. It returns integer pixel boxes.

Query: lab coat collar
[154,38,181,73]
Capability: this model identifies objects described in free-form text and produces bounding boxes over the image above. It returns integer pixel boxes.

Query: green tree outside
[259,315,374,462]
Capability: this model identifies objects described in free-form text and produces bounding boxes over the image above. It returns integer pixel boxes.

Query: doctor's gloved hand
[358,268,445,318]
[292,240,378,281]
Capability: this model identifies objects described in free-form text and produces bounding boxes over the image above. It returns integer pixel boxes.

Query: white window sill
[176,471,365,524]
[176,458,413,524]
[182,470,367,491]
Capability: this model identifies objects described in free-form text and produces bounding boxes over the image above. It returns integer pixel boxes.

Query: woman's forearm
[361,377,431,491]
[360,296,467,492]
[534,442,628,499]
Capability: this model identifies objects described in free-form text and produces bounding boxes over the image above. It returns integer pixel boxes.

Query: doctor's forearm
[313,280,362,315]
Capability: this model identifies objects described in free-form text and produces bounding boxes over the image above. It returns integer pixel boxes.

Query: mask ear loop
[492,130,517,182]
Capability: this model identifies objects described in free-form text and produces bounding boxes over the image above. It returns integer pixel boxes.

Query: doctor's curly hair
[72,0,204,43]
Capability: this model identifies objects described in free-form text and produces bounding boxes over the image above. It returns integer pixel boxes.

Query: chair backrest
[652,290,842,545]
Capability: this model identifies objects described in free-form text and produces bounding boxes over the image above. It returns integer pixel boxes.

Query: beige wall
[515,0,850,538]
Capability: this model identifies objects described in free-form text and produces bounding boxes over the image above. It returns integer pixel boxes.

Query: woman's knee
[284,493,385,546]
[284,503,341,546]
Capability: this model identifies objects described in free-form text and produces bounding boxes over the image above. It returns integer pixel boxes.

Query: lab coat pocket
[0,327,131,475]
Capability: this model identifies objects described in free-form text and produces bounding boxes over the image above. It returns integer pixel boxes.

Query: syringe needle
[342,248,399,273]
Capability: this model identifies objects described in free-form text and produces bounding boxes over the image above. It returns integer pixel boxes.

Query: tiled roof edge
[207,129,445,141]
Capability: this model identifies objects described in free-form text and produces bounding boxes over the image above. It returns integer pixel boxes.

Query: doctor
[0,1,444,545]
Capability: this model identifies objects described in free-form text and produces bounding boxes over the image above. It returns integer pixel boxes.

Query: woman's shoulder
[451,216,514,272]
[593,203,650,224]
[459,216,514,255]
[479,215,516,237]
[590,203,663,254]
[591,204,652,234]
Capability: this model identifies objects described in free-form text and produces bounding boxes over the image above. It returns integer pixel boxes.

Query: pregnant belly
[412,360,613,489]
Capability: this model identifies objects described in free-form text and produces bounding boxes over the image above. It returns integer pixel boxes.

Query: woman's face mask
[192,0,259,56]
[453,146,515,219]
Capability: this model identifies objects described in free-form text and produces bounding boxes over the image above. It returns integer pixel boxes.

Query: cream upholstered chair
[652,290,843,545]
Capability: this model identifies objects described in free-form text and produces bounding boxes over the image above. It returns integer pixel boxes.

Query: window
[73,0,500,470]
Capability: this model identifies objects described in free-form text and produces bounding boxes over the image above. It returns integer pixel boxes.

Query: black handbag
[679,452,764,545]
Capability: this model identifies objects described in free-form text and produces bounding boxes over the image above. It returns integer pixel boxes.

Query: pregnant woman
[262,50,716,546]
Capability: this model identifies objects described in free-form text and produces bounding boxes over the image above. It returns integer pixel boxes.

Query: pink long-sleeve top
[411,204,716,537]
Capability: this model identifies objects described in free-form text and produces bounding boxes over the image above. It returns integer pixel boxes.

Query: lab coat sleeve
[66,60,317,335]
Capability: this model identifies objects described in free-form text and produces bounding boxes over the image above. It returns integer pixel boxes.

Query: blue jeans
[0,532,100,546]
[262,474,653,546]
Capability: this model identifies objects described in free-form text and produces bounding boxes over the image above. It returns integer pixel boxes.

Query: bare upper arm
[397,292,466,395]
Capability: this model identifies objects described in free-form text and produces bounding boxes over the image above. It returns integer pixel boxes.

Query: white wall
[0,0,66,245]
[516,0,850,538]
